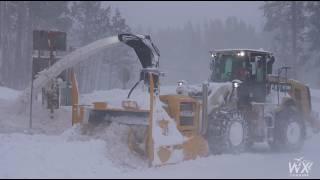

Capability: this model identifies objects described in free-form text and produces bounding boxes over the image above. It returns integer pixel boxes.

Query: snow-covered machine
[178,49,320,154]
[71,34,209,167]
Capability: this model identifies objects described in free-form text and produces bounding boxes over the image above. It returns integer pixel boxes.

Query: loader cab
[209,49,275,103]
[209,49,274,83]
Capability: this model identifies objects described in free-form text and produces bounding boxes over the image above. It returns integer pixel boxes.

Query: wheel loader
[178,49,320,154]
[71,34,209,167]
[70,35,319,166]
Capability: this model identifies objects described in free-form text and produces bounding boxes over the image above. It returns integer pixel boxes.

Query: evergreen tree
[261,1,306,76]
[0,1,71,89]
[306,1,320,52]
[70,2,134,92]
[28,1,71,31]
[111,8,130,34]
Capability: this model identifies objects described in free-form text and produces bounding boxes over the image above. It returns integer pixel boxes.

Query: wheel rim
[229,121,244,147]
[286,121,301,145]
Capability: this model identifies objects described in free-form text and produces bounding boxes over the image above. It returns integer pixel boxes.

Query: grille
[180,102,194,126]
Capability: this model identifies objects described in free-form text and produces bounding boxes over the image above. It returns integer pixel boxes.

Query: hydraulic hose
[127,80,142,99]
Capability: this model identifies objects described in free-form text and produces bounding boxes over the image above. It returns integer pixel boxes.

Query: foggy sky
[105,1,264,32]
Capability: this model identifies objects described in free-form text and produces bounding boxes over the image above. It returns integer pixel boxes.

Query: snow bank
[0,85,319,178]
[311,89,320,104]
[0,99,72,134]
[1,131,319,178]
[0,86,20,100]
[0,133,121,178]
[120,132,320,179]
[69,123,148,169]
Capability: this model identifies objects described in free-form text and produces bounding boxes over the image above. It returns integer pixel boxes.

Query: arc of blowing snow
[18,35,120,105]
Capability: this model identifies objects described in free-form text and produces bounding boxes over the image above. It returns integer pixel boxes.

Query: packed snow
[0,85,320,178]
[0,86,20,100]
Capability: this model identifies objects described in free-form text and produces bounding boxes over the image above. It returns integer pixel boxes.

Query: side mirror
[267,56,275,74]
[209,51,214,58]
[269,56,275,64]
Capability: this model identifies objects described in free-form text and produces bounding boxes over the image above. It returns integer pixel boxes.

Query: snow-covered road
[1,131,319,178]
[0,86,319,178]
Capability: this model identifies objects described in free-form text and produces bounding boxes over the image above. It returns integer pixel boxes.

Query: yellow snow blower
[71,34,209,167]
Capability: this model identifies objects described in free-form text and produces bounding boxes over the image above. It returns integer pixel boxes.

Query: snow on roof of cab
[213,49,272,54]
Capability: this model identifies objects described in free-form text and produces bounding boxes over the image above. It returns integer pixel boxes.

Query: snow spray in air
[17,35,120,108]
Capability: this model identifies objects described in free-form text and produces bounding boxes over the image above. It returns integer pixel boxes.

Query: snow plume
[16,36,120,112]
[62,122,148,170]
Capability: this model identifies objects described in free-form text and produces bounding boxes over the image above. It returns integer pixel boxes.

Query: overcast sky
[105,1,265,32]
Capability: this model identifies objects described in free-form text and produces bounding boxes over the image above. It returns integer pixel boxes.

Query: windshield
[210,54,247,82]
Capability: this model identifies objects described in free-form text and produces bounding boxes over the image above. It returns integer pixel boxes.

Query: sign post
[29,58,34,129]
[31,30,67,121]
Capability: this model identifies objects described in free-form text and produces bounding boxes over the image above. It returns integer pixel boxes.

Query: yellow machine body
[268,74,319,128]
[159,94,201,137]
[71,72,208,166]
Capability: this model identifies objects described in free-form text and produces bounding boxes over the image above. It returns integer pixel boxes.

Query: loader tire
[269,106,306,152]
[207,110,249,155]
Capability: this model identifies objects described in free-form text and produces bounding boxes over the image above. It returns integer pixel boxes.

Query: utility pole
[291,1,298,79]
[29,68,33,129]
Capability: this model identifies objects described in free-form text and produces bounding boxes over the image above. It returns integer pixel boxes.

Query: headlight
[233,82,239,88]
[177,80,188,88]
[237,51,245,57]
